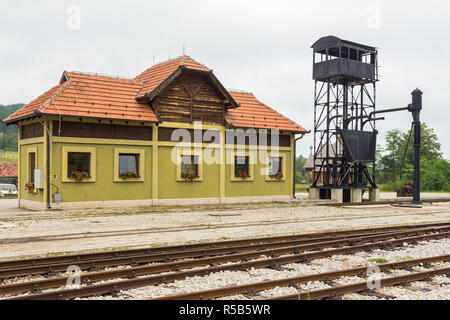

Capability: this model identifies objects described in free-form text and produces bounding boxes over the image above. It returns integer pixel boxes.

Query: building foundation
[331,189,343,203]
[350,188,363,203]
[369,188,381,202]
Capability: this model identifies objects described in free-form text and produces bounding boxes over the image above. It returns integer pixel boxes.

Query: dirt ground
[0,195,449,260]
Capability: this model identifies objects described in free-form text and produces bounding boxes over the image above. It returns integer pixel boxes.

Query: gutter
[4,111,162,126]
[293,130,311,200]
[46,117,51,210]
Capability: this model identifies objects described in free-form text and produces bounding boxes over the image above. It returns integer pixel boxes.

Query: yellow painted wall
[17,119,295,204]
[157,146,221,199]
[19,142,44,202]
[50,142,152,202]
[225,151,292,197]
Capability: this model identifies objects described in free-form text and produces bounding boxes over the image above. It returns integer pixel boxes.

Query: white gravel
[82,237,450,300]
[1,200,449,259]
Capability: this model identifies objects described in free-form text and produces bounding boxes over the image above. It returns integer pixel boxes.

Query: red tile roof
[135,55,210,99]
[227,91,306,132]
[3,56,306,132]
[0,162,18,177]
[3,72,159,123]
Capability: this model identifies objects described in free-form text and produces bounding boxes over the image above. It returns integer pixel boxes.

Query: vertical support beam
[17,123,21,208]
[291,132,296,200]
[312,81,317,188]
[325,80,330,187]
[410,88,423,204]
[372,82,377,186]
[413,121,421,204]
[219,128,226,203]
[44,117,51,209]
[152,125,159,202]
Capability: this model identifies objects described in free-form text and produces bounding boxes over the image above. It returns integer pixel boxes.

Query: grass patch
[395,256,413,261]
[368,258,388,263]
[0,150,18,162]
[295,184,310,193]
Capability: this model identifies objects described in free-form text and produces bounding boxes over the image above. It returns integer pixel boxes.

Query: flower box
[236,171,250,179]
[70,171,90,182]
[181,171,198,182]
[269,173,284,180]
[119,172,140,179]
[25,182,35,192]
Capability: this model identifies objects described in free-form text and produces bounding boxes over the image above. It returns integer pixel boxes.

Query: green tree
[400,124,442,167]
[0,103,23,151]
[295,155,308,183]
[377,123,448,191]
[377,129,403,181]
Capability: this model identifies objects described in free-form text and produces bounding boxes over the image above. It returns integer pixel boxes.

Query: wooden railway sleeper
[43,267,56,278]
[111,286,120,298]
[30,284,42,294]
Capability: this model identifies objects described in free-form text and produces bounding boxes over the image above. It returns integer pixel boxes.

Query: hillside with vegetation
[0,103,23,162]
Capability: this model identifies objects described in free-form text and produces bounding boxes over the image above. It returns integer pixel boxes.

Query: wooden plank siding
[153,72,226,125]
[20,123,44,139]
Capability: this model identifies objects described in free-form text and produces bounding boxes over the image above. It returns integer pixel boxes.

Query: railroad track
[320,197,450,207]
[0,224,448,280]
[1,222,448,270]
[152,254,450,300]
[270,266,450,300]
[1,222,449,300]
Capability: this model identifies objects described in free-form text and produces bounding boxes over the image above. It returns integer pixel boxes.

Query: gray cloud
[1,0,449,157]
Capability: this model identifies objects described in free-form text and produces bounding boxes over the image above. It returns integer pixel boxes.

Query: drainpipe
[46,117,51,210]
[293,130,310,200]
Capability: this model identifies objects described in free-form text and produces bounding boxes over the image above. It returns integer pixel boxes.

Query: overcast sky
[1,0,449,158]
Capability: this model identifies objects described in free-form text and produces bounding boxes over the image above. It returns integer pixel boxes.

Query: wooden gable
[151,70,227,125]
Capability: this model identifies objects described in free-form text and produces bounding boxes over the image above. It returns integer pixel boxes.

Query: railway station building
[3,56,306,209]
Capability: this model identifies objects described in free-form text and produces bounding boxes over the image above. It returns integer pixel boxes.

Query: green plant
[368,258,388,263]
[236,170,250,179]
[119,172,140,179]
[70,171,90,182]
[181,170,198,181]
[269,172,283,180]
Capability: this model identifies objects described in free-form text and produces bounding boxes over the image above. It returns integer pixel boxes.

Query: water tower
[310,36,379,203]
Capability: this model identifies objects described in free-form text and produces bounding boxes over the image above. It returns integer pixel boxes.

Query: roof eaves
[35,111,162,125]
[227,123,307,134]
[2,110,41,125]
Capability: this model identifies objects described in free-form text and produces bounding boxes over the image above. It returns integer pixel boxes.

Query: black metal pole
[413,121,421,203]
[409,88,423,204]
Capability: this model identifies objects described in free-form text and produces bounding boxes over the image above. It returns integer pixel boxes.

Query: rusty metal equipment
[311,36,423,203]
[397,182,414,197]
[311,36,379,198]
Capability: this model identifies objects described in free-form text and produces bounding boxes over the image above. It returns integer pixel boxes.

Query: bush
[380,180,407,192]
[380,159,450,192]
